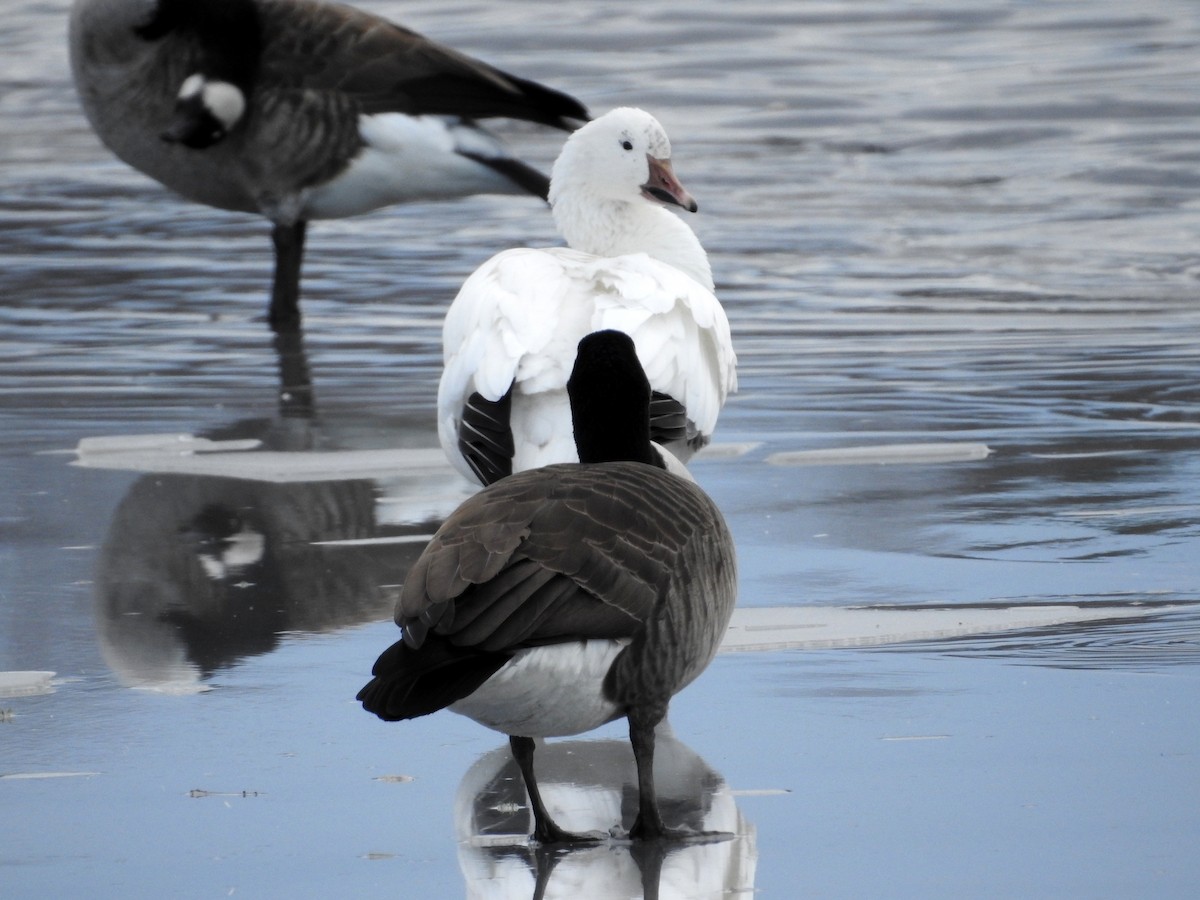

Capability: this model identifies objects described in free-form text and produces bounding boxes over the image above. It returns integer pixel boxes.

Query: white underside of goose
[439,246,736,481]
[304,114,532,219]
[449,639,625,737]
[653,442,694,480]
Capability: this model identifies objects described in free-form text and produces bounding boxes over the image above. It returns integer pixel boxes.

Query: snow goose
[359,330,738,843]
[438,107,736,485]
[68,0,588,332]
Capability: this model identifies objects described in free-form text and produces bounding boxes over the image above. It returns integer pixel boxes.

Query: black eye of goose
[621,139,633,151]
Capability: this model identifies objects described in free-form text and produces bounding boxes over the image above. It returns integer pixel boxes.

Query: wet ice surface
[2,0,1199,896]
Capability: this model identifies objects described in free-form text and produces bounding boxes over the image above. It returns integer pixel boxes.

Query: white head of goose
[360,329,738,843]
[438,107,736,486]
[68,0,589,332]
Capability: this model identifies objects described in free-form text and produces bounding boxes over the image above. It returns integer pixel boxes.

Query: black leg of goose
[269,220,306,333]
[628,709,669,840]
[510,735,605,846]
[628,713,737,844]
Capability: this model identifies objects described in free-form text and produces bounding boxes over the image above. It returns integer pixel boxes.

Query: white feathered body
[439,245,736,481]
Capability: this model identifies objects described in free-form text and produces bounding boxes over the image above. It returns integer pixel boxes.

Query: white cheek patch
[201,81,246,129]
[176,74,246,129]
[177,72,205,101]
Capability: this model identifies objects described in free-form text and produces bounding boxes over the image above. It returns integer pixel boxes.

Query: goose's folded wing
[397,462,712,651]
[438,248,598,479]
[442,249,586,400]
[258,1,586,125]
[588,254,737,438]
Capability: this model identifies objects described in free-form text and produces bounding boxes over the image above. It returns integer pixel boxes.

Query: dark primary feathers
[358,635,510,721]
[261,1,586,127]
[457,389,514,485]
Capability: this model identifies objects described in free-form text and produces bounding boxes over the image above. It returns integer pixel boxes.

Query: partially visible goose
[438,107,736,486]
[359,330,738,843]
[68,0,588,332]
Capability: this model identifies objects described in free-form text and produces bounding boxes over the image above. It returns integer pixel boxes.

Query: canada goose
[68,0,588,332]
[437,107,736,486]
[359,329,738,843]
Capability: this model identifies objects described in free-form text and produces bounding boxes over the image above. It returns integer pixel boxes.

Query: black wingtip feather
[458,389,514,485]
[357,636,510,722]
[502,70,591,130]
[459,152,551,200]
[385,72,589,132]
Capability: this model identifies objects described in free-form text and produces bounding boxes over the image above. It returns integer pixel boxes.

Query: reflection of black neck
[272,331,315,419]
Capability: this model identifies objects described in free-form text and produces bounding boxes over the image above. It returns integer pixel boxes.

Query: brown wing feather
[257,0,587,125]
[398,462,720,652]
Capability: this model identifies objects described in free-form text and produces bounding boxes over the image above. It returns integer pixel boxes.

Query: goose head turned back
[359,330,737,843]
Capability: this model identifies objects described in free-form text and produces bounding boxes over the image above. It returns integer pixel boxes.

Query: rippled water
[2,1,1198,897]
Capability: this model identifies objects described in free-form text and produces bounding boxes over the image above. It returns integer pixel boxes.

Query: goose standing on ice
[359,330,737,843]
[438,107,736,485]
[68,0,588,332]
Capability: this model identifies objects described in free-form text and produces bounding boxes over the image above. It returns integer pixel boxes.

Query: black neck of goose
[568,331,659,468]
[137,0,262,89]
[572,400,658,467]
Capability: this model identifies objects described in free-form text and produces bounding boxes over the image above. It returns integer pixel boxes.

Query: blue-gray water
[2,1,1198,896]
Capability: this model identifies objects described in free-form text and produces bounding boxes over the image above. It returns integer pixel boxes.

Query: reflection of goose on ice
[455,725,756,900]
[92,432,450,692]
[73,338,473,694]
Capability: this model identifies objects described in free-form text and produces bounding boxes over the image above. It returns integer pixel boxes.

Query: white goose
[360,330,738,843]
[438,107,736,485]
[68,0,588,332]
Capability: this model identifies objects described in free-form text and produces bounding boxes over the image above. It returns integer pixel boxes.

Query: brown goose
[358,329,737,843]
[68,0,588,332]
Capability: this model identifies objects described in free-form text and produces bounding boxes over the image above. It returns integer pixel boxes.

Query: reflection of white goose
[361,331,738,842]
[454,725,757,900]
[439,107,736,485]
